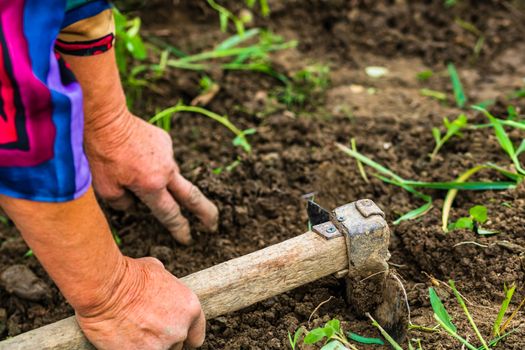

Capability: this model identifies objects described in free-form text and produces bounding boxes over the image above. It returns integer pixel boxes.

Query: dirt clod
[0,265,51,302]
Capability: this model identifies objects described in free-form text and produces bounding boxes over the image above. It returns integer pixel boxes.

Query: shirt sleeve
[57,2,114,57]
[0,0,91,202]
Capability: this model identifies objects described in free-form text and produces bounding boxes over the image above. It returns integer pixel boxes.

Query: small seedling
[207,0,247,35]
[473,106,525,175]
[149,102,256,153]
[303,319,358,350]
[430,114,468,160]
[416,70,433,81]
[366,313,403,350]
[336,143,516,225]
[245,0,270,17]
[493,283,515,337]
[448,205,495,235]
[430,282,518,350]
[288,327,304,350]
[114,8,147,74]
[276,64,330,107]
[420,89,447,102]
[447,63,467,108]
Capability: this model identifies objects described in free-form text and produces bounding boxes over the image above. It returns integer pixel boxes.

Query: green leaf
[421,88,447,101]
[516,139,525,157]
[232,134,251,152]
[493,284,516,337]
[449,217,474,230]
[304,328,328,344]
[417,69,433,80]
[469,205,487,224]
[429,287,457,332]
[326,319,341,331]
[24,249,33,258]
[321,340,348,350]
[126,35,147,60]
[432,127,442,144]
[393,200,433,225]
[348,332,385,345]
[448,63,467,108]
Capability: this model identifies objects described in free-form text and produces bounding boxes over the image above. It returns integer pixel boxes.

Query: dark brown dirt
[2,1,525,349]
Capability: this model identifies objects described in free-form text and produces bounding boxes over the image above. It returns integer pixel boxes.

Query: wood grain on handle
[0,231,348,349]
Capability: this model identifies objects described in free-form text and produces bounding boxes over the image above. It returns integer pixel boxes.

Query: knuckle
[186,292,202,315]
[144,175,166,192]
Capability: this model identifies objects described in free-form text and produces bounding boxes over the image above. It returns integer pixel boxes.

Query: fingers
[137,189,192,245]
[106,190,135,211]
[168,173,219,233]
[184,309,206,349]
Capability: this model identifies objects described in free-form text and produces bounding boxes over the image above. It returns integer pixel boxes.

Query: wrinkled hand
[85,113,218,244]
[77,257,205,350]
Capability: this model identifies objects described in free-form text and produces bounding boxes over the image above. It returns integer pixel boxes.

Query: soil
[1,0,525,349]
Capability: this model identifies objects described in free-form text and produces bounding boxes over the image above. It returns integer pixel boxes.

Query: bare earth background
[1,1,525,349]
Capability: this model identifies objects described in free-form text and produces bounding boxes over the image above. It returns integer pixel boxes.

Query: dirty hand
[85,111,218,244]
[62,48,218,245]
[77,256,205,350]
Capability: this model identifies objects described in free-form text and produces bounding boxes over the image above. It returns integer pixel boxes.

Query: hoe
[0,199,408,349]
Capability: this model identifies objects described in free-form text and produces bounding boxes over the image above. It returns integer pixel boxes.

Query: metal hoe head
[308,199,408,341]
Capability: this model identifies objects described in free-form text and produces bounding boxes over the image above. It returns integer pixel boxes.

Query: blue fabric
[0,0,91,202]
[62,0,111,28]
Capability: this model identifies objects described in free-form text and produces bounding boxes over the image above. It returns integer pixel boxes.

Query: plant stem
[434,314,478,350]
[149,105,243,137]
[449,281,490,350]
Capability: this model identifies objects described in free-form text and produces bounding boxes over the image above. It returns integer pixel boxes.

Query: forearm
[64,49,133,150]
[0,188,125,316]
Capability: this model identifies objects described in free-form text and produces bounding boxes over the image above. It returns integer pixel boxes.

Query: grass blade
[500,295,525,334]
[429,287,457,332]
[473,106,525,175]
[434,314,478,350]
[366,313,404,350]
[402,181,515,190]
[449,280,489,350]
[216,28,260,50]
[347,332,384,345]
[335,143,406,183]
[493,284,516,336]
[442,165,486,232]
[351,138,370,183]
[448,63,467,108]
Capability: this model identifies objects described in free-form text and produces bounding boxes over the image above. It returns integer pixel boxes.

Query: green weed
[447,63,467,108]
[336,142,516,224]
[420,89,447,102]
[276,64,330,107]
[430,282,519,350]
[303,319,358,350]
[367,313,404,350]
[430,114,468,160]
[149,102,255,153]
[245,0,270,17]
[448,205,496,235]
[288,327,304,350]
[493,283,516,337]
[114,8,147,74]
[416,70,433,81]
[473,106,525,175]
[207,0,247,35]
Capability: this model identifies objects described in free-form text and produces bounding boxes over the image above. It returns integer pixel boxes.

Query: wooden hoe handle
[0,231,348,350]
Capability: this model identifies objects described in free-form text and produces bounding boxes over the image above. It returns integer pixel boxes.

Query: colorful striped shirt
[0,0,112,202]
